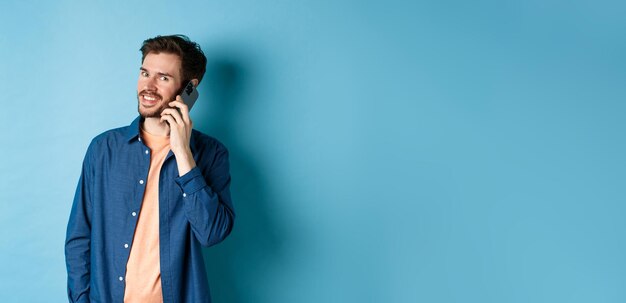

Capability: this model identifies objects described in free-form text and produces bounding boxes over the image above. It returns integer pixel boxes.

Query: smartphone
[180,81,199,111]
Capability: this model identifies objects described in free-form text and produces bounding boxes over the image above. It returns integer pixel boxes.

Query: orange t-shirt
[124,128,170,303]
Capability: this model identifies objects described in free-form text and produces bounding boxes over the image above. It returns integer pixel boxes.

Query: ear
[191,79,199,87]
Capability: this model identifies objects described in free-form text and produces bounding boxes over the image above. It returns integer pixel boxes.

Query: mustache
[138,90,163,99]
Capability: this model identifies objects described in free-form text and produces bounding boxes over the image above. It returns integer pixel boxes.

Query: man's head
[137,35,207,118]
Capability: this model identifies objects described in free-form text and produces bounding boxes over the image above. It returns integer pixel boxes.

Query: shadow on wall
[195,47,284,302]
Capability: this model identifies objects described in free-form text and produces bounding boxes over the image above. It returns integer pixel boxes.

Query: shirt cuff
[174,167,208,194]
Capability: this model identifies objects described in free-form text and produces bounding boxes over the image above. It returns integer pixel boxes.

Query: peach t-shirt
[124,128,170,303]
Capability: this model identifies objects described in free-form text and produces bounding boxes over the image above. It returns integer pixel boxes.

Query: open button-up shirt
[65,117,235,302]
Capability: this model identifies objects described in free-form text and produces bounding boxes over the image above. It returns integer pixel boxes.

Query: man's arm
[65,145,94,302]
[162,98,235,246]
[174,143,235,247]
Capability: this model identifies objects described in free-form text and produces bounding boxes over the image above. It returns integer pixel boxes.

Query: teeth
[144,95,156,101]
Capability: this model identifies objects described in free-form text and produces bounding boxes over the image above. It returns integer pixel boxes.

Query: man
[65,35,235,302]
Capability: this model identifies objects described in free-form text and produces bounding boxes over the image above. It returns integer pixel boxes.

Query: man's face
[137,52,184,118]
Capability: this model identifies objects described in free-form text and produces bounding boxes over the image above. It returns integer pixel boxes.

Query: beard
[137,90,169,118]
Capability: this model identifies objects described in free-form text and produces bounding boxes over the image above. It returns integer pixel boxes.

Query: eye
[159,76,169,81]
[141,71,149,77]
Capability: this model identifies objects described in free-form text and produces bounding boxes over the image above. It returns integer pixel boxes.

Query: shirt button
[183,193,187,197]
[119,276,124,281]
[124,243,129,248]
[145,150,149,154]
[138,137,142,142]
[132,212,137,217]
[139,180,144,185]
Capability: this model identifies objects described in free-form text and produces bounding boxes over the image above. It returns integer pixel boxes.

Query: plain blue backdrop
[1,0,625,302]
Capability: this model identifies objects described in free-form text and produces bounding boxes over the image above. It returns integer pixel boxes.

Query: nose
[140,76,157,91]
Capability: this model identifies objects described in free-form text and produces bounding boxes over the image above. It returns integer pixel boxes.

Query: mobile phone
[180,81,199,111]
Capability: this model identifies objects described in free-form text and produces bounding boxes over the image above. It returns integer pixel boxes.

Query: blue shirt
[65,117,235,303]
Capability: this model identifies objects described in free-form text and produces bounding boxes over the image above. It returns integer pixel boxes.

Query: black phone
[180,81,199,111]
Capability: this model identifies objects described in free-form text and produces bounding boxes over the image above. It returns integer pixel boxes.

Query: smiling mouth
[140,93,161,106]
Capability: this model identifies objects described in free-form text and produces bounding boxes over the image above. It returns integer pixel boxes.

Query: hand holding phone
[160,81,198,176]
[160,81,198,156]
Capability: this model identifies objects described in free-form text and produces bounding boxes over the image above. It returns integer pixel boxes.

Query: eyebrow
[139,67,175,78]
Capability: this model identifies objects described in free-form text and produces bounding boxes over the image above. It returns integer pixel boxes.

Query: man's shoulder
[87,125,134,152]
[190,129,228,155]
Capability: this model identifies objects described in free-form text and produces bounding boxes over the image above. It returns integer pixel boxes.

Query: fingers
[169,96,190,125]
[160,113,177,126]
[161,108,184,125]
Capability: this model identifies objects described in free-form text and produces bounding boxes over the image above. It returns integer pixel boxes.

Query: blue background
[1,0,625,302]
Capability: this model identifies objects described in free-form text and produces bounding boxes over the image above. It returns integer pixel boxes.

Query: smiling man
[65,35,235,303]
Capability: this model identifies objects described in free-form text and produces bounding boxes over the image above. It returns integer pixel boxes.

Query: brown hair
[140,34,207,84]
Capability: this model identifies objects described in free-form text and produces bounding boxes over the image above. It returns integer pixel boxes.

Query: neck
[141,117,170,136]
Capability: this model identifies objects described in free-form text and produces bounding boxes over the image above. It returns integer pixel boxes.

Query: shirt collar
[125,116,142,142]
